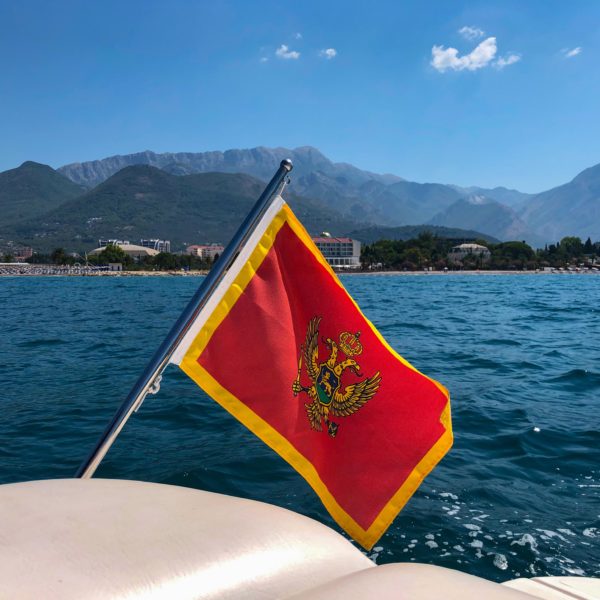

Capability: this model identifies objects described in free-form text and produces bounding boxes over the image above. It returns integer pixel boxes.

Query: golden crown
[339,331,363,357]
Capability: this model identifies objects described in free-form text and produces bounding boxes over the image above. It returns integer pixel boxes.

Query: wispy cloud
[458,25,485,41]
[294,32,303,40]
[563,47,582,58]
[495,53,521,69]
[431,37,497,72]
[319,48,337,60]
[259,57,269,63]
[275,44,300,60]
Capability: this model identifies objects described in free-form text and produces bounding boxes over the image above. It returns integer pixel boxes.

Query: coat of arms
[292,316,381,437]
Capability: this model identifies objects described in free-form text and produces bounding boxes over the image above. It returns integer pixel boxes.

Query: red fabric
[197,222,448,530]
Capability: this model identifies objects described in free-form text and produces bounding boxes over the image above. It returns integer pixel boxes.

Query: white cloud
[259,57,269,63]
[563,47,582,58]
[458,25,485,40]
[431,36,497,72]
[275,44,300,60]
[494,53,521,69]
[319,48,337,60]
[294,32,303,40]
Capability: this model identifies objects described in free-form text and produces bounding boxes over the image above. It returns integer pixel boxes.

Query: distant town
[1,233,599,276]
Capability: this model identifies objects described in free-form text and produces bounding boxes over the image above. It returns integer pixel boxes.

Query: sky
[1,0,599,193]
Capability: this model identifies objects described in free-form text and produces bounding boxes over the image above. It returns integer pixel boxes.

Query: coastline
[0,270,209,277]
[343,269,597,276]
[1,268,597,277]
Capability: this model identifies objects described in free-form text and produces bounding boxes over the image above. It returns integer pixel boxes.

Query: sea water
[0,274,598,581]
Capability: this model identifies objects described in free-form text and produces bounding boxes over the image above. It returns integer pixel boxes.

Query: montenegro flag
[170,195,452,549]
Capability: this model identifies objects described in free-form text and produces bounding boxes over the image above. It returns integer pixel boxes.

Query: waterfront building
[89,244,159,260]
[186,244,224,260]
[98,239,171,253]
[447,243,491,265]
[98,238,130,247]
[0,244,34,261]
[140,239,171,253]
[312,236,361,268]
[15,246,33,260]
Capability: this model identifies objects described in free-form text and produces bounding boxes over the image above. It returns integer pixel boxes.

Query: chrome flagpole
[75,159,293,478]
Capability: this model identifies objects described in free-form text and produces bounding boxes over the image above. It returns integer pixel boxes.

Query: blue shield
[316,366,340,406]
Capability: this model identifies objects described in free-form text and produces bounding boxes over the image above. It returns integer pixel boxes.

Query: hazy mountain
[59,146,481,226]
[519,163,600,242]
[0,161,84,226]
[9,147,598,250]
[450,185,532,208]
[58,146,403,190]
[58,146,411,226]
[359,180,464,225]
[347,225,500,245]
[58,146,538,231]
[5,166,360,252]
[428,195,541,245]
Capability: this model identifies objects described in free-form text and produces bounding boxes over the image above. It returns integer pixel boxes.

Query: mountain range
[1,146,599,252]
[1,164,360,252]
[58,147,534,228]
[58,146,599,243]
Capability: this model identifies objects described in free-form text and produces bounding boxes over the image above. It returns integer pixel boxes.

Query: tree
[97,243,130,265]
[490,241,535,269]
[153,252,179,270]
[401,247,426,269]
[559,236,583,258]
[361,236,456,270]
[26,253,51,264]
[51,248,69,265]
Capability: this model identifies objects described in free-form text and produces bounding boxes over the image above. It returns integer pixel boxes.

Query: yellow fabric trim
[179,203,453,549]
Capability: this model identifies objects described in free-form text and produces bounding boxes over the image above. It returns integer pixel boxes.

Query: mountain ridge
[4,165,361,252]
[520,163,600,241]
[427,195,543,246]
[2,147,599,249]
[58,146,549,236]
[58,146,404,190]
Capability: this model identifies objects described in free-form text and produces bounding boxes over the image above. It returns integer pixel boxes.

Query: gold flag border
[179,203,453,549]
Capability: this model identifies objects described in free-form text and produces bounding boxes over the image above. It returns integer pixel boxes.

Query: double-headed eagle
[292,316,381,437]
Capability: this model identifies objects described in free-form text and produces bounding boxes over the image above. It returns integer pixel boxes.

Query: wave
[548,369,600,391]
[481,338,521,347]
[17,338,68,347]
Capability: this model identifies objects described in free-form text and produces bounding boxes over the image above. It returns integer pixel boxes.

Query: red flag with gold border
[170,195,452,549]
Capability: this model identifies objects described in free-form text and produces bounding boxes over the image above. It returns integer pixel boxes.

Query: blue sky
[1,0,598,192]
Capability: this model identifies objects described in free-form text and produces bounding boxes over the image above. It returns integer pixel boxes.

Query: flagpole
[75,159,293,478]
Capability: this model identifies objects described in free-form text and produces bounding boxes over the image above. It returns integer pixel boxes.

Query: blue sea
[1,274,598,582]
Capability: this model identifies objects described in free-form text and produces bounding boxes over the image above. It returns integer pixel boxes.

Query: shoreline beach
[1,268,597,277]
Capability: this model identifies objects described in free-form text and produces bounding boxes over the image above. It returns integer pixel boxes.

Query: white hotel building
[186,244,225,260]
[312,236,361,269]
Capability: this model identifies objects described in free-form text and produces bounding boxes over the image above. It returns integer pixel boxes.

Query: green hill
[347,224,500,245]
[6,165,361,253]
[0,161,84,226]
